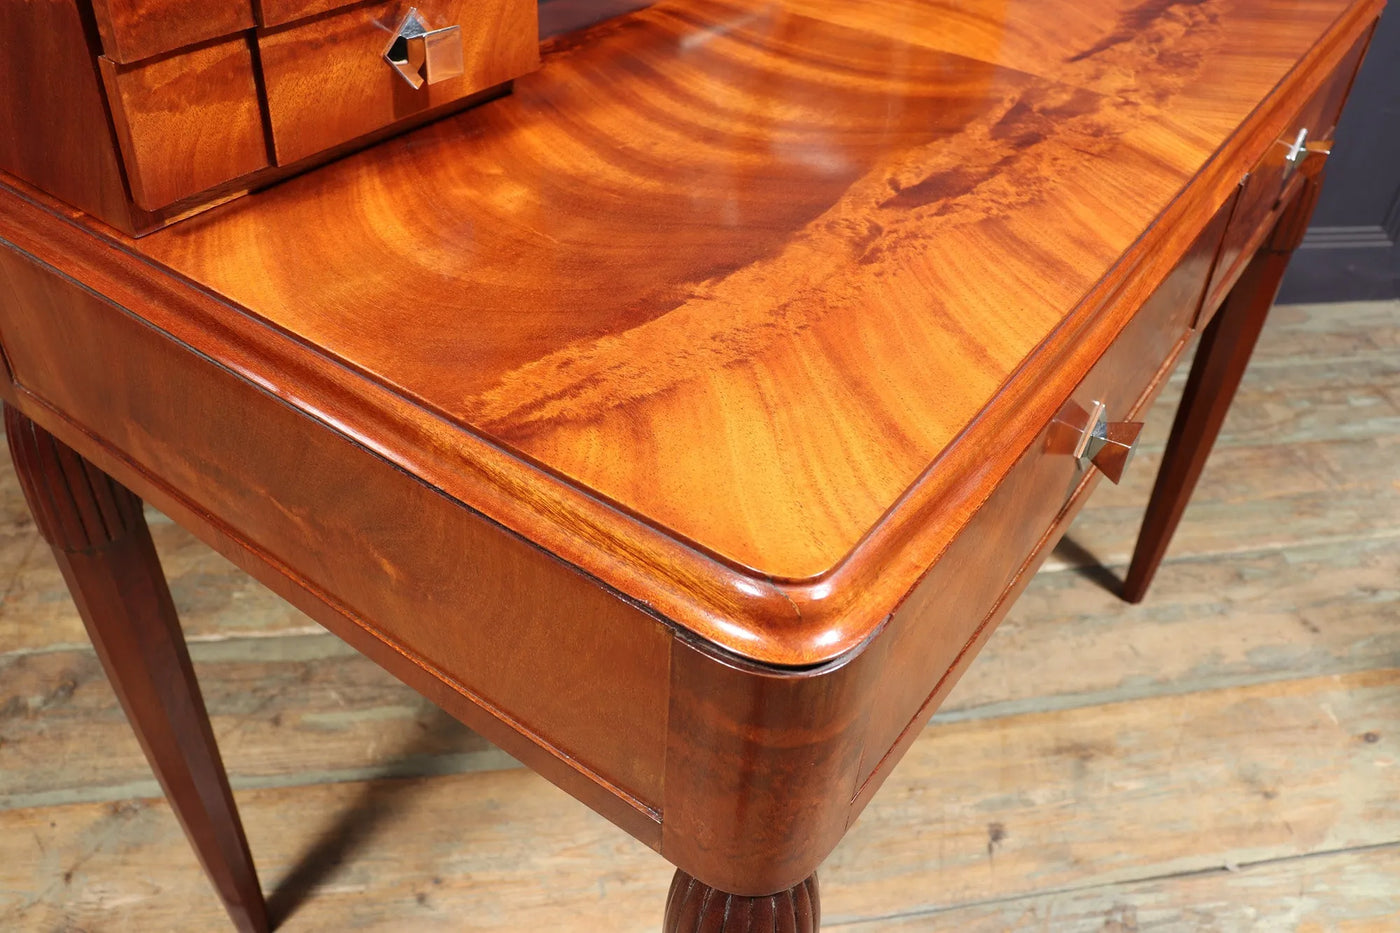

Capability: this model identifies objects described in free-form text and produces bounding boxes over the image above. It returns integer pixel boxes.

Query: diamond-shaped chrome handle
[1088,417,1142,484]
[1048,399,1143,485]
[383,8,464,90]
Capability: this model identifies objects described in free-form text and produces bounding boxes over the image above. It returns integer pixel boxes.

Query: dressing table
[0,0,1382,929]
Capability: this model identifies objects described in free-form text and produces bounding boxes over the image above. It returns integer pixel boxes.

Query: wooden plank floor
[2,300,1398,931]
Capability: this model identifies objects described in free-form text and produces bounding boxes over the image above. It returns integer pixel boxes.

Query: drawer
[258,0,541,165]
[858,200,1233,788]
[89,0,255,63]
[100,37,271,211]
[257,0,358,29]
[0,243,670,824]
[1203,30,1370,314]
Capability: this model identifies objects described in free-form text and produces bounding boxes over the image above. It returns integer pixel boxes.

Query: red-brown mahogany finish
[1201,30,1371,317]
[0,0,539,232]
[257,0,540,165]
[117,0,1384,666]
[1124,166,1332,604]
[0,0,133,226]
[98,36,270,211]
[0,242,671,839]
[663,871,819,933]
[2,407,269,933]
[88,0,255,63]
[0,0,1383,928]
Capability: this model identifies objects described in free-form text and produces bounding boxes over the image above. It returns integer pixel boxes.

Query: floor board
[839,845,1400,931]
[2,673,1394,931]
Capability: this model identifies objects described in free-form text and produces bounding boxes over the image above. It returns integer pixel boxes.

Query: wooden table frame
[0,0,1381,928]
[0,171,1322,931]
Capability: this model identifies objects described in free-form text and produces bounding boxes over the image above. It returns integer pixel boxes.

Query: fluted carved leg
[1123,168,1327,604]
[663,870,820,932]
[5,407,269,933]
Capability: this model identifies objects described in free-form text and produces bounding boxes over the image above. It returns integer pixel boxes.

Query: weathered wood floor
[2,300,1398,931]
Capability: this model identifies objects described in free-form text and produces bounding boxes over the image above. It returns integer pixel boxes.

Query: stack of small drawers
[2,0,539,234]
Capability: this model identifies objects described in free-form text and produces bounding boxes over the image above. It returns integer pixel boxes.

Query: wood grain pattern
[7,506,1398,810]
[144,1,1199,580]
[845,847,1400,931]
[957,534,1400,717]
[0,637,519,808]
[663,871,818,932]
[0,0,134,229]
[1046,306,1400,572]
[258,0,540,164]
[0,0,535,229]
[3,407,144,552]
[859,197,1232,790]
[1124,168,1327,602]
[1064,433,1400,574]
[99,37,270,211]
[0,245,670,836]
[4,407,269,933]
[89,0,255,63]
[256,0,357,28]
[837,671,1400,920]
[1202,30,1370,319]
[3,294,1396,927]
[660,637,884,894]
[0,0,1385,924]
[86,0,1380,665]
[0,514,319,655]
[3,671,1395,930]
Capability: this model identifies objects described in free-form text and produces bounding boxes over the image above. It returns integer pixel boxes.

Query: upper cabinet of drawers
[58,0,541,227]
[89,0,256,63]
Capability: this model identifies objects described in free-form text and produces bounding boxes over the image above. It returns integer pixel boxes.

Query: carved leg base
[663,870,820,932]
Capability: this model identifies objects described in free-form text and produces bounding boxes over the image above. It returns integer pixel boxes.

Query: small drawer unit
[0,0,539,234]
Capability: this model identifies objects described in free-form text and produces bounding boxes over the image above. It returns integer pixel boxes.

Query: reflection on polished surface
[0,1,1382,925]
[129,0,1350,588]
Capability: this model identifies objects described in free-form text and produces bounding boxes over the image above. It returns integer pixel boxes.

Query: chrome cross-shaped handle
[383,8,464,90]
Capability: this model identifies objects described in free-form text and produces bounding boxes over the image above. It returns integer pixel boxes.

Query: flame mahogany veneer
[0,0,1382,928]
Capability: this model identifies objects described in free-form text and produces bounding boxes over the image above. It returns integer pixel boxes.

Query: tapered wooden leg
[1123,172,1326,604]
[663,870,820,932]
[5,407,268,933]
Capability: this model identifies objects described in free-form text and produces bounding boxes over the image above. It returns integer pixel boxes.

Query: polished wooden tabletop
[21,0,1368,665]
[0,0,1383,926]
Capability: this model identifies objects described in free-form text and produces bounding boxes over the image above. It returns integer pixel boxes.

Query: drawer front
[89,0,255,63]
[0,243,670,829]
[1203,31,1369,313]
[258,0,540,165]
[100,38,271,211]
[857,201,1233,788]
[257,0,358,29]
